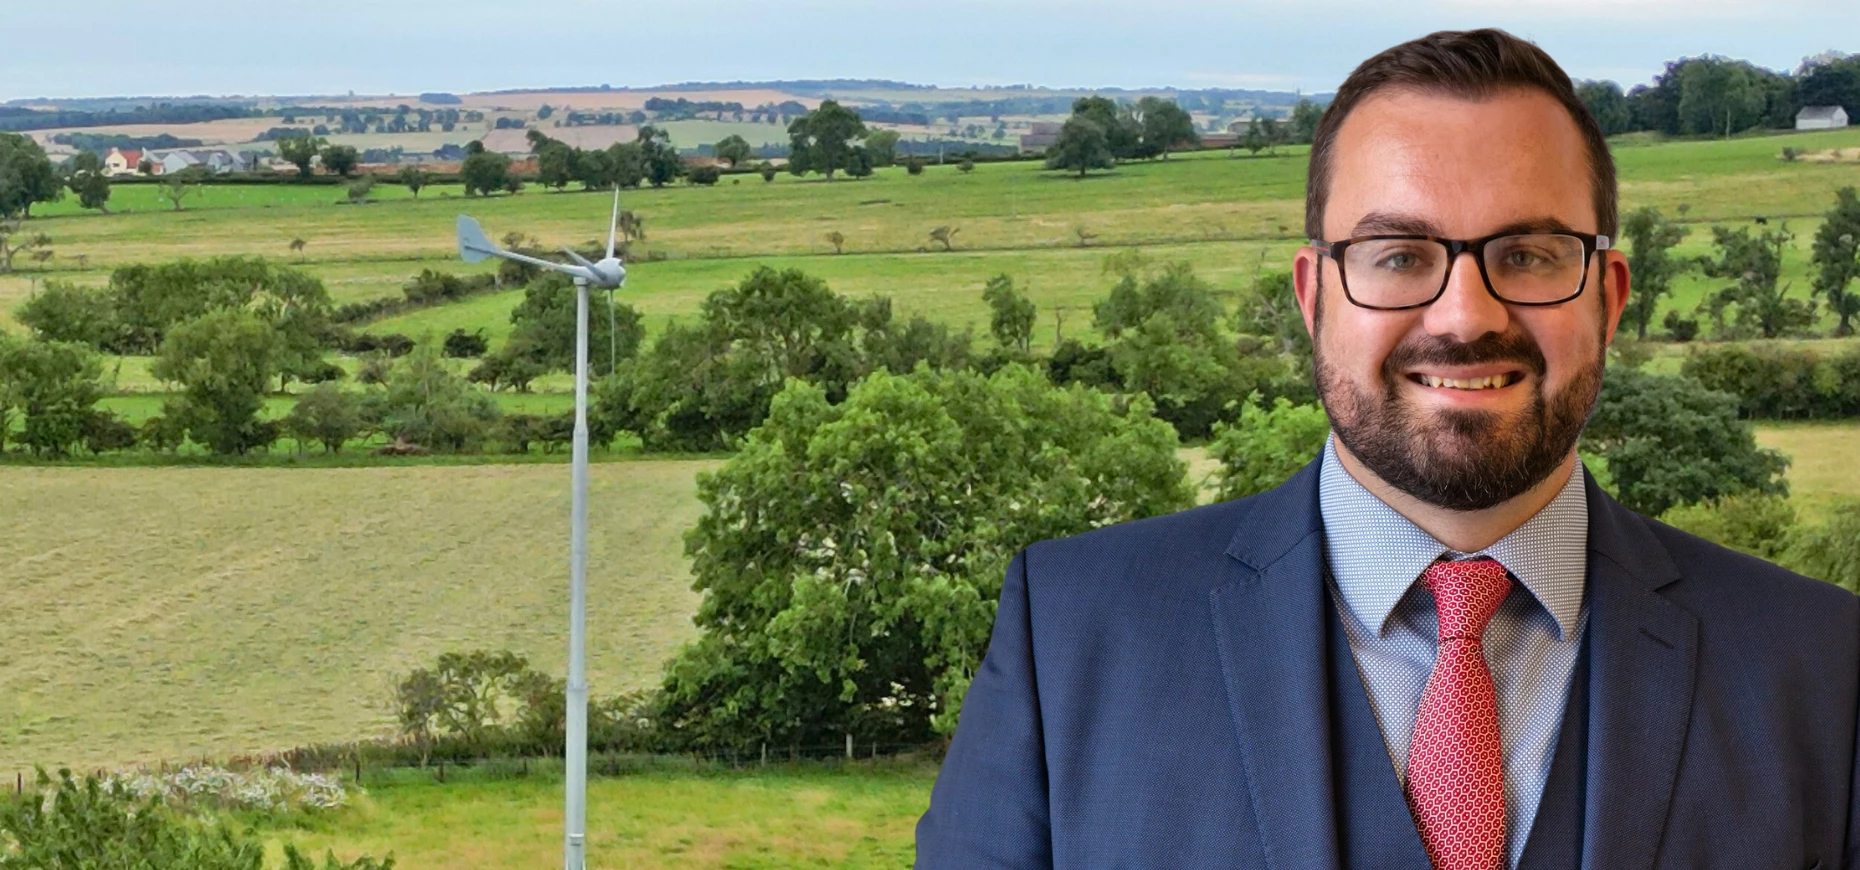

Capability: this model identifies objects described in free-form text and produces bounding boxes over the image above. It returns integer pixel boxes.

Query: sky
[1,0,1854,102]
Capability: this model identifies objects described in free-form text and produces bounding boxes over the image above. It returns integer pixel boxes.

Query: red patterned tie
[1407,558,1513,870]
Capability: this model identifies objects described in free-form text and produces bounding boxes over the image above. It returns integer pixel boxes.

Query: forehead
[1324,86,1594,239]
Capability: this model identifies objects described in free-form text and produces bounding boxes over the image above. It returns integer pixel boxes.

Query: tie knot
[1422,558,1513,641]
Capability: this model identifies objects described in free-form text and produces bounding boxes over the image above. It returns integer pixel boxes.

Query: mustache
[1381,330,1548,380]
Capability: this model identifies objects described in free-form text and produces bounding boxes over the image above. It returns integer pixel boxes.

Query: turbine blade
[563,248,598,270]
[606,186,620,260]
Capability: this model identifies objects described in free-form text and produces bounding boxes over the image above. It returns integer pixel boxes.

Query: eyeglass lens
[1342,234,1586,307]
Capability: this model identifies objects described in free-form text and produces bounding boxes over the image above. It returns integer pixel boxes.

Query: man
[915,28,1859,870]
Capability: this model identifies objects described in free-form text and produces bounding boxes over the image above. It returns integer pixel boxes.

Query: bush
[442,328,489,358]
[1659,492,1798,562]
[687,164,722,185]
[1206,396,1329,500]
[0,768,392,870]
[365,344,499,452]
[284,382,365,454]
[80,410,139,454]
[905,157,925,176]
[1581,366,1789,515]
[1663,309,1700,342]
[656,365,1193,750]
[1782,500,1860,593]
[1680,341,1860,418]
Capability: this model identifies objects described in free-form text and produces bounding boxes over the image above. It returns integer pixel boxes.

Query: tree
[442,328,489,358]
[15,281,119,347]
[981,273,1035,353]
[367,343,500,452]
[1243,118,1267,156]
[1133,96,1198,159]
[1677,57,1766,137]
[1619,206,1691,340]
[637,126,684,188]
[929,225,959,251]
[1068,96,1140,160]
[159,165,207,211]
[687,164,722,185]
[283,382,363,453]
[152,308,282,455]
[758,161,777,182]
[461,148,511,196]
[1796,53,1860,119]
[0,219,52,273]
[655,364,1193,749]
[65,151,112,213]
[397,164,430,197]
[712,134,753,168]
[535,141,576,190]
[1576,80,1635,135]
[0,338,103,455]
[1207,397,1329,500]
[864,129,901,167]
[1288,98,1324,144]
[395,649,541,753]
[786,100,868,180]
[320,143,360,177]
[1700,223,1817,338]
[0,132,63,218]
[1582,366,1789,515]
[1044,117,1113,177]
[506,272,645,373]
[276,133,325,179]
[1810,186,1860,336]
[825,230,845,254]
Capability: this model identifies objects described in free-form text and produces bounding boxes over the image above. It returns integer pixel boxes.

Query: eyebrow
[1347,212,1583,237]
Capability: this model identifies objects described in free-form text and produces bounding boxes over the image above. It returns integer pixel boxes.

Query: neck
[1332,440,1578,553]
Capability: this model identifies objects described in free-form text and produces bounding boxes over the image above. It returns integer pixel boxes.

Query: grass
[1754,421,1860,521]
[0,459,718,775]
[261,760,935,870]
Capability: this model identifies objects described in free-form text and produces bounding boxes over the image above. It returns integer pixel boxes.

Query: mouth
[1406,371,1526,391]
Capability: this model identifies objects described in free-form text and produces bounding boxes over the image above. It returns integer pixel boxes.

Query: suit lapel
[1211,460,1343,870]
[1579,472,1698,870]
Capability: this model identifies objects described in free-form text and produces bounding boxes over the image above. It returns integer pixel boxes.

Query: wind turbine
[458,187,627,870]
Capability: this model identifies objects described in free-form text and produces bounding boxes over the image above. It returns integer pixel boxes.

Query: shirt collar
[1317,435,1588,640]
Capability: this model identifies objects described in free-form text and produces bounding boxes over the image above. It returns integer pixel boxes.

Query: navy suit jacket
[915,459,1860,869]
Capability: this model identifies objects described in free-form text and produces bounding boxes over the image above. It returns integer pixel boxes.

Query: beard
[1312,289,1604,512]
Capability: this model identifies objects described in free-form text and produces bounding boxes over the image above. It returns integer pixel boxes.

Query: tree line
[1577,51,1859,138]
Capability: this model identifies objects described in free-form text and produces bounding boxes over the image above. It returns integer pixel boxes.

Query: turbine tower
[458,189,628,870]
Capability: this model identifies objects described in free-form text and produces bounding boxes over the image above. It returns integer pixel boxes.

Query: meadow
[4,125,1860,868]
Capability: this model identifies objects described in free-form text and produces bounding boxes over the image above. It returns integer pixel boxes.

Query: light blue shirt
[1317,436,1589,868]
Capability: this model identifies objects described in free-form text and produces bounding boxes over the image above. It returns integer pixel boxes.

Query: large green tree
[1810,186,1860,336]
[1677,57,1766,137]
[1619,206,1691,340]
[712,134,753,168]
[0,337,104,456]
[460,145,512,196]
[153,308,282,455]
[1582,366,1790,515]
[283,381,364,454]
[276,133,325,179]
[1068,96,1141,159]
[1043,117,1114,177]
[0,132,63,218]
[655,364,1193,750]
[65,151,112,213]
[366,343,500,452]
[786,100,868,180]
[1576,80,1635,135]
[1132,96,1198,159]
[1700,223,1817,339]
[506,272,646,374]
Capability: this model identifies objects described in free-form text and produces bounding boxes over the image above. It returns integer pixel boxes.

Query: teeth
[1419,374,1510,390]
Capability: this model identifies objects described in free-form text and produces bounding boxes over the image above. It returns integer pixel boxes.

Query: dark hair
[1304,28,1617,242]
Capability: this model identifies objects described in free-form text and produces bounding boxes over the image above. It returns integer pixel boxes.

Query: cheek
[1319,308,1412,377]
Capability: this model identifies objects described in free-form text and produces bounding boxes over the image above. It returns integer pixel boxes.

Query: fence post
[845,733,853,760]
[437,761,445,783]
[354,755,362,786]
[760,742,767,767]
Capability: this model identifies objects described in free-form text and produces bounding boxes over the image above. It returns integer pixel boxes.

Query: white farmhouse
[1796,105,1850,131]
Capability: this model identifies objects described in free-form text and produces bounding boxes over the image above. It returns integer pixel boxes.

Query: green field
[260,760,934,870]
[0,460,716,774]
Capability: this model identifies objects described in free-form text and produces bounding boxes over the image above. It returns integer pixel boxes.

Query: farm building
[103,148,144,176]
[1796,106,1850,131]
[1019,122,1062,153]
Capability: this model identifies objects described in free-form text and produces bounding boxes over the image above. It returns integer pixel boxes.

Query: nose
[1421,250,1511,342]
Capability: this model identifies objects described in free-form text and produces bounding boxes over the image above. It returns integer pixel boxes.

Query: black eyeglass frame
[1312,230,1612,311]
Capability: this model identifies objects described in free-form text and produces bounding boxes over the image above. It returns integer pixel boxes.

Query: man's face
[1292,86,1631,512]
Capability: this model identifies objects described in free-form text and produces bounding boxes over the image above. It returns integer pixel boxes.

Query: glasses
[1313,230,1610,311]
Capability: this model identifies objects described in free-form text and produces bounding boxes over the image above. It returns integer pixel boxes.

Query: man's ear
[1600,249,1631,346]
[1294,245,1322,339]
